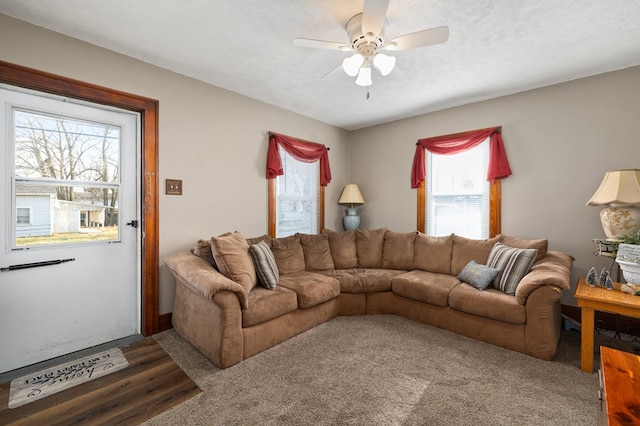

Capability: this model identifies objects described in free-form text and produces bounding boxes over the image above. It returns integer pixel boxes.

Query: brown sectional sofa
[164,229,573,369]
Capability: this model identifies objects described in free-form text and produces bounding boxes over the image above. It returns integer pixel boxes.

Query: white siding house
[15,192,54,237]
[16,186,107,237]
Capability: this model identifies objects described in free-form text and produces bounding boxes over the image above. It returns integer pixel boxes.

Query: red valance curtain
[410,126,512,188]
[267,132,332,186]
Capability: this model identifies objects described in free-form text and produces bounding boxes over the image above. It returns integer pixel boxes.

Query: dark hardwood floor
[0,338,200,425]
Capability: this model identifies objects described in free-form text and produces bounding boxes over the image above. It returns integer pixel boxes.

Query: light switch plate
[166,179,182,195]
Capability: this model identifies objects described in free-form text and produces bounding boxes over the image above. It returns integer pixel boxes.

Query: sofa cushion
[356,228,387,268]
[382,231,416,270]
[323,229,358,269]
[270,235,306,275]
[414,233,453,275]
[278,271,340,309]
[451,234,501,276]
[242,286,298,327]
[322,268,404,293]
[210,231,257,292]
[193,239,217,269]
[246,234,272,247]
[500,234,548,263]
[449,283,526,325]
[487,243,538,295]
[391,270,460,307]
[249,241,279,289]
[457,260,501,290]
[297,233,335,271]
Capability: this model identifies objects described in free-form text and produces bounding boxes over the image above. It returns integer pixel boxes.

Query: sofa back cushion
[382,231,416,270]
[451,234,502,276]
[297,233,335,271]
[414,233,453,275]
[270,234,306,275]
[210,231,257,292]
[323,229,358,269]
[356,228,387,268]
[246,234,272,247]
[500,234,548,263]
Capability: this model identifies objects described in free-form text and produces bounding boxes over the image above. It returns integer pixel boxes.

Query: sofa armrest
[514,250,574,305]
[164,252,249,309]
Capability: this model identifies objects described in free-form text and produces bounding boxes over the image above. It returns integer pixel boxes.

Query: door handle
[1,258,75,272]
[126,220,139,228]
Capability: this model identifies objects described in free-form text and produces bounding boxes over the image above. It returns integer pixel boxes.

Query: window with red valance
[411,127,512,237]
[267,132,331,237]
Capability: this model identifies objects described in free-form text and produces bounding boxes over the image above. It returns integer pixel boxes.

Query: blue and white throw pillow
[457,260,501,290]
[249,241,279,289]
[487,243,538,295]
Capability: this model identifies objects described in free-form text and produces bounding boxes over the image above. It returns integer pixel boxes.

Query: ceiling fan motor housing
[347,13,386,53]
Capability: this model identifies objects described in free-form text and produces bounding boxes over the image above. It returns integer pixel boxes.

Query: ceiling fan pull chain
[366,86,370,100]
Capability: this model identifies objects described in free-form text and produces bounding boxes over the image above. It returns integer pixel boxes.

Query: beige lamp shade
[587,169,640,240]
[338,184,365,206]
[587,169,640,206]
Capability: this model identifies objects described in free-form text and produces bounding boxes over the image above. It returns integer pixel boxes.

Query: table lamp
[338,184,365,230]
[587,169,640,240]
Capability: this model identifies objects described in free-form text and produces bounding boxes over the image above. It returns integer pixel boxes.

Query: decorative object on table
[338,183,365,230]
[616,241,640,284]
[599,268,610,287]
[603,274,614,290]
[586,266,598,286]
[620,283,640,296]
[587,169,640,240]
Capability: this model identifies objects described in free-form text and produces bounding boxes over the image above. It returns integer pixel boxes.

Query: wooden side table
[574,277,640,372]
[599,346,640,425]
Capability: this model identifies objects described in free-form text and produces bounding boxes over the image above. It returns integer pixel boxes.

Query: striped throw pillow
[487,243,538,295]
[249,241,279,290]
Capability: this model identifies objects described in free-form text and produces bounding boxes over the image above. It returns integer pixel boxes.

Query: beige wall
[3,14,639,310]
[0,15,351,313]
[349,66,640,303]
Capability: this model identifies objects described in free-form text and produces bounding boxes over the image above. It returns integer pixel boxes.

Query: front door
[0,86,140,374]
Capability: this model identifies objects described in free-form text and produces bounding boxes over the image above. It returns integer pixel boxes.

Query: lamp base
[600,206,640,240]
[343,208,360,231]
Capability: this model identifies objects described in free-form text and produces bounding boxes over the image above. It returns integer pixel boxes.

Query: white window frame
[426,139,490,239]
[274,147,319,237]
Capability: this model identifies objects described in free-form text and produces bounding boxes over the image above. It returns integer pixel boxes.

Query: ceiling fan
[293,0,449,87]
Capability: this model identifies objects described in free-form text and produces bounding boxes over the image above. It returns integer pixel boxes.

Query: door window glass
[12,109,121,247]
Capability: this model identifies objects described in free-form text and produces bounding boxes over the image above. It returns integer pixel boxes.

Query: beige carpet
[146,315,606,425]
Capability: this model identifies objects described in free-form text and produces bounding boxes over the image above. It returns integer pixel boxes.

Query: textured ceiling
[1,0,640,130]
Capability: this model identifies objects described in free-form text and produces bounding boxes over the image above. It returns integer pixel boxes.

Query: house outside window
[426,139,490,239]
[275,147,319,237]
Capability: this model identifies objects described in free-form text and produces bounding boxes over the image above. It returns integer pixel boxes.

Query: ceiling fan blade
[386,26,449,51]
[293,38,350,51]
[362,0,389,36]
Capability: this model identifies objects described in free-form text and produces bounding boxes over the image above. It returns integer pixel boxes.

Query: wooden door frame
[0,61,160,336]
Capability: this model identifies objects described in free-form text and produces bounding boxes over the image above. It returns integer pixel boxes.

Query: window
[413,127,509,238]
[274,147,319,237]
[267,132,329,238]
[16,207,30,224]
[426,140,490,238]
[10,108,122,247]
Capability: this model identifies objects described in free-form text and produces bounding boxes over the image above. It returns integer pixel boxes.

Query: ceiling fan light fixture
[355,66,373,87]
[343,53,364,77]
[373,53,396,76]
